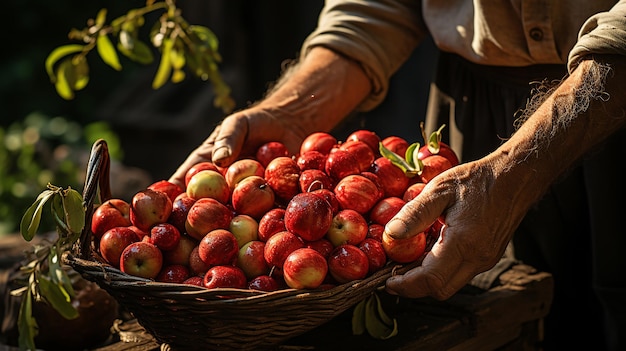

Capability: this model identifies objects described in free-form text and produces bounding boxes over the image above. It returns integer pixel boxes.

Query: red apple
[264,156,301,204]
[182,276,205,287]
[346,129,381,157]
[229,214,259,248]
[358,238,387,274]
[370,197,407,226]
[185,198,233,240]
[168,192,196,234]
[198,229,239,266]
[403,182,426,202]
[382,231,427,263]
[305,238,334,259]
[224,158,265,190]
[326,209,368,247]
[148,180,184,202]
[258,208,286,242]
[339,140,375,172]
[417,126,459,166]
[299,169,333,193]
[283,248,328,289]
[189,246,211,276]
[367,223,385,242]
[263,230,305,268]
[156,264,190,284]
[307,191,337,218]
[99,226,140,268]
[127,225,149,241]
[284,192,333,242]
[372,157,410,198]
[236,240,270,280]
[296,150,327,171]
[129,189,173,232]
[420,155,453,183]
[333,174,382,215]
[120,241,163,279]
[327,244,369,284]
[184,161,220,188]
[203,265,247,289]
[231,175,276,220]
[256,141,290,168]
[91,199,131,239]
[325,149,360,181]
[163,234,197,266]
[186,169,230,204]
[248,275,280,292]
[149,223,181,251]
[300,132,337,155]
[381,135,409,157]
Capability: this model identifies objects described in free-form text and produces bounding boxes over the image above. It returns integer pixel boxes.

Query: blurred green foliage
[0,113,122,235]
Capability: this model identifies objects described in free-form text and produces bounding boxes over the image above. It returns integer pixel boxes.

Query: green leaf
[20,190,54,241]
[38,275,79,320]
[170,46,185,70]
[61,188,85,238]
[95,8,107,27]
[189,25,219,53]
[54,59,75,100]
[364,293,398,340]
[117,39,154,64]
[152,38,173,89]
[373,293,394,327]
[45,44,84,83]
[428,124,446,154]
[97,33,122,71]
[405,142,420,169]
[69,56,90,91]
[48,247,75,301]
[17,290,38,351]
[351,298,367,335]
[379,142,415,175]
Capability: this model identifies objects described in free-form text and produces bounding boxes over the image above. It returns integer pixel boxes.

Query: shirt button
[529,27,544,41]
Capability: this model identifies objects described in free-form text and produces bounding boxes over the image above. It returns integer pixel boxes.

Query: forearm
[256,46,372,136]
[489,55,626,211]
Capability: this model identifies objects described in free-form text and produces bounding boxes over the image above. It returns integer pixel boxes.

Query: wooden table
[89,264,552,351]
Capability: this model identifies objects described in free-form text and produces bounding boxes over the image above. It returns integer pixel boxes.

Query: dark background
[1,0,437,191]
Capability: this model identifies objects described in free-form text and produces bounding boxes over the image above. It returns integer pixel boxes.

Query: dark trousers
[425,51,626,350]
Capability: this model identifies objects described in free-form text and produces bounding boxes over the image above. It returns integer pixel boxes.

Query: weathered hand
[168,106,307,188]
[384,158,524,300]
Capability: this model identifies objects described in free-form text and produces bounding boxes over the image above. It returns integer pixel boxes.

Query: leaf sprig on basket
[45,0,235,114]
[12,184,85,351]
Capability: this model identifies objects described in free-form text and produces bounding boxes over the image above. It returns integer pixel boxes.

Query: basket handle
[77,139,112,259]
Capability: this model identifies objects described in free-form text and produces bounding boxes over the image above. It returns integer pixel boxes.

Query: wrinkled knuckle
[422,271,449,300]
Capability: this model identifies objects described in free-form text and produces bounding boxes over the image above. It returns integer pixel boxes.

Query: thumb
[211,115,249,167]
[384,186,449,240]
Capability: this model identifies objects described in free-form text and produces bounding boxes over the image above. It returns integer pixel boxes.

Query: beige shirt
[301,0,626,111]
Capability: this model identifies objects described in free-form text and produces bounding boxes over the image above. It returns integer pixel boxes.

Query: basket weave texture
[64,139,418,351]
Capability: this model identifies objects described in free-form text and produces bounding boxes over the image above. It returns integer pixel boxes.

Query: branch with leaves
[45,0,235,114]
[13,184,85,351]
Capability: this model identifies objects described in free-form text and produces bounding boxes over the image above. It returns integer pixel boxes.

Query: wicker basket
[64,139,421,351]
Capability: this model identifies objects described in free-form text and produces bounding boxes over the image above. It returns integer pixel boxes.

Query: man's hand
[168,106,307,188]
[384,158,521,300]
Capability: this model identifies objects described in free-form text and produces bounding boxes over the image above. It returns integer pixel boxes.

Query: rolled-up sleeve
[301,0,426,111]
[568,1,626,72]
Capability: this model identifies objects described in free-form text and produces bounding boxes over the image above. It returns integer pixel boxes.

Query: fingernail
[385,219,408,238]
[212,146,230,162]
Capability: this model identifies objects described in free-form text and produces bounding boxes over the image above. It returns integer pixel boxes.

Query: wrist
[258,46,372,135]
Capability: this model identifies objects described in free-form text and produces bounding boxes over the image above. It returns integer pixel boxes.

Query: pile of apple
[90,127,459,292]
